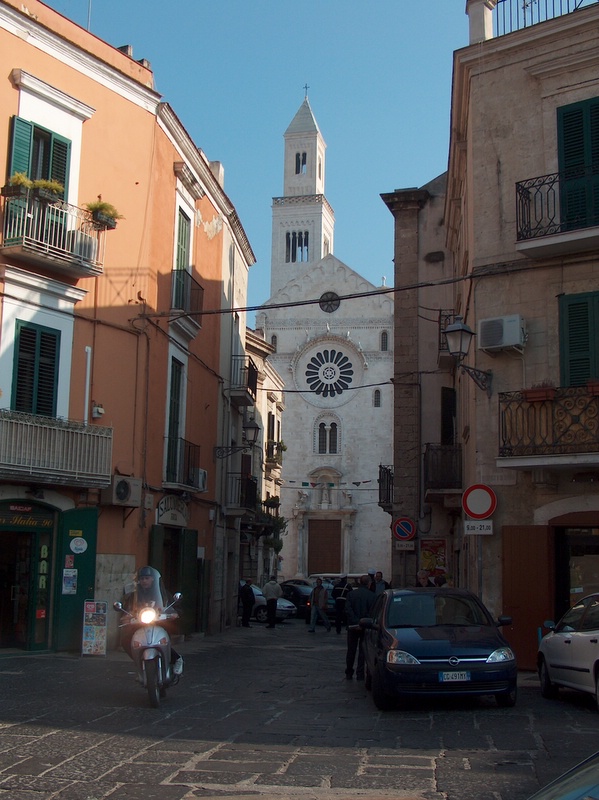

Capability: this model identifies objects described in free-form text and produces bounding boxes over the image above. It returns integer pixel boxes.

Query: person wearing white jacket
[262,576,282,628]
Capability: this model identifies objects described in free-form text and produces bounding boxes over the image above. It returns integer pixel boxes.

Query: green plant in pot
[32,178,64,202]
[85,199,123,230]
[1,172,33,197]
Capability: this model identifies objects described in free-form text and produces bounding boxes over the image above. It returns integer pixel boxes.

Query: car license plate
[439,671,470,682]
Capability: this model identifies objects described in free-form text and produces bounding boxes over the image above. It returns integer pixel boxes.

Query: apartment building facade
[0,0,256,651]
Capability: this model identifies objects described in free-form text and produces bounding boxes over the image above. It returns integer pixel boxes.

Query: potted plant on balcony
[85,199,123,230]
[1,172,33,197]
[263,496,280,510]
[522,380,556,402]
[32,178,64,202]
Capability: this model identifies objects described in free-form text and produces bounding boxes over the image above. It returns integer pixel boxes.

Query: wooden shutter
[559,292,599,385]
[8,116,33,178]
[49,133,70,197]
[12,322,60,416]
[558,99,599,229]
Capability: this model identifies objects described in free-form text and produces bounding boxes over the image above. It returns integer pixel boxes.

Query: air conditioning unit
[66,230,97,262]
[100,476,142,507]
[477,315,526,352]
[194,468,208,493]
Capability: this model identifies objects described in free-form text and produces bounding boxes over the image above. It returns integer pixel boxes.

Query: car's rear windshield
[386,593,490,628]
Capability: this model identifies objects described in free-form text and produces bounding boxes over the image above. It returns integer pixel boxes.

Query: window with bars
[373,389,381,408]
[11,321,60,416]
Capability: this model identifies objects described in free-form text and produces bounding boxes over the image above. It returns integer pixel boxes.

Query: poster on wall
[81,600,108,656]
[62,568,77,595]
[419,539,447,581]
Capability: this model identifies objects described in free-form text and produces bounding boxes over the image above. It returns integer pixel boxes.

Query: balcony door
[557,98,599,230]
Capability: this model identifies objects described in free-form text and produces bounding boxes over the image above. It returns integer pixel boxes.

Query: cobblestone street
[0,620,598,800]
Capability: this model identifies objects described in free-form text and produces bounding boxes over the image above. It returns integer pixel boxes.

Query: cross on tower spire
[303,83,310,99]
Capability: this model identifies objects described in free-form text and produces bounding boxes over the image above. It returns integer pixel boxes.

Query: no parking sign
[392,517,416,541]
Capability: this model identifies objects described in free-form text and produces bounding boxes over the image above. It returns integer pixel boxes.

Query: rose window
[305,349,354,397]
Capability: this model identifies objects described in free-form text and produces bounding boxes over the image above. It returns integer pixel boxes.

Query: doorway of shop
[0,529,51,650]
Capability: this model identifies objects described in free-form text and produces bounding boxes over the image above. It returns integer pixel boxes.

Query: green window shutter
[557,98,599,229]
[12,321,60,416]
[8,116,33,178]
[176,209,191,271]
[559,292,599,386]
[50,133,70,197]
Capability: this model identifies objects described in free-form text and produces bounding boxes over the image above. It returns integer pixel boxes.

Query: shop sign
[157,495,189,527]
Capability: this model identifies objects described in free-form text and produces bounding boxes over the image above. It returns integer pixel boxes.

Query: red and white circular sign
[462,484,497,520]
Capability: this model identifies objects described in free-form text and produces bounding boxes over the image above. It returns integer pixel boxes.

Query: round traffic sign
[462,484,497,520]
[392,517,416,541]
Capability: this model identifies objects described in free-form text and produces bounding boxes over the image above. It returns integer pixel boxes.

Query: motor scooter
[113,566,182,708]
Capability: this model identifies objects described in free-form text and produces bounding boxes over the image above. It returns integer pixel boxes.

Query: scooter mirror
[173,593,182,602]
[113,601,123,611]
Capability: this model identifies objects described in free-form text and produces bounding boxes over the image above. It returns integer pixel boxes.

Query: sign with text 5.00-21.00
[464,520,493,535]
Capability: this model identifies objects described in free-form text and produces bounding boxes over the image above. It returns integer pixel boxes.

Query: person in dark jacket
[332,575,352,634]
[344,574,376,680]
[240,579,255,627]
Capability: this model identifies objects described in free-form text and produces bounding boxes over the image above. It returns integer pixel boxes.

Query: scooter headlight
[139,607,158,624]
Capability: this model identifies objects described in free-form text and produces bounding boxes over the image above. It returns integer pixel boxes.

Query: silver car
[239,582,297,624]
[538,592,599,710]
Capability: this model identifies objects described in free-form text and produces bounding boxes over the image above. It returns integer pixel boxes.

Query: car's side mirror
[497,615,512,626]
[543,620,556,631]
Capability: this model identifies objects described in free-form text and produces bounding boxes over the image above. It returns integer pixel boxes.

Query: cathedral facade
[256,98,394,581]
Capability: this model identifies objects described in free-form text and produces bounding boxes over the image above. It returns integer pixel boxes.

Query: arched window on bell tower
[295,151,307,175]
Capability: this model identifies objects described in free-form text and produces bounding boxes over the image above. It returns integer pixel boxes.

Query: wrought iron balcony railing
[516,165,599,241]
[494,0,597,37]
[1,193,105,276]
[378,464,394,510]
[226,473,258,511]
[0,409,113,487]
[164,436,202,488]
[424,444,462,491]
[499,386,599,457]
[265,440,284,466]
[229,355,258,406]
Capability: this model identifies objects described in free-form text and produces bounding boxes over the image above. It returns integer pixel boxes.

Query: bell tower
[270,95,335,296]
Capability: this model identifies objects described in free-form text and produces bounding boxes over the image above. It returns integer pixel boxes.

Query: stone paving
[0,619,598,799]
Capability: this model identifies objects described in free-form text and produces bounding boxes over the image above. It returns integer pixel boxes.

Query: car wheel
[255,607,268,624]
[371,666,396,711]
[364,665,372,691]
[496,685,517,708]
[539,658,558,699]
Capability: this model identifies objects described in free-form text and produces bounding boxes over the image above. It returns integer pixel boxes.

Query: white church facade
[256,98,394,581]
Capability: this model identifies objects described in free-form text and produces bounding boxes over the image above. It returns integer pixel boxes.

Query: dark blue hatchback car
[360,588,517,710]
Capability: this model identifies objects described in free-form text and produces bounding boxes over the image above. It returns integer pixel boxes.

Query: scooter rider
[120,566,184,675]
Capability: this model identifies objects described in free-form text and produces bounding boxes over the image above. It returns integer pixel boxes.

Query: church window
[373,389,381,408]
[381,331,388,351]
[316,420,340,454]
[285,230,309,263]
[323,237,330,256]
[295,151,307,175]
[271,334,277,352]
[318,157,322,180]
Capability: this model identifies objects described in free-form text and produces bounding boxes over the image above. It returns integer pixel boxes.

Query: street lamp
[444,315,493,397]
[214,418,261,459]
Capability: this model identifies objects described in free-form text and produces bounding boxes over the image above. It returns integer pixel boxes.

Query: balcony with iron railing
[515,165,599,257]
[164,436,203,490]
[0,409,113,487]
[498,386,599,466]
[265,440,284,468]
[170,269,204,339]
[423,444,463,504]
[225,473,258,515]
[229,355,258,407]
[493,0,598,37]
[1,192,106,277]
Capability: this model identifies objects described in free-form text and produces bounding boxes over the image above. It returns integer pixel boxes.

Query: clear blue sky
[43,1,469,319]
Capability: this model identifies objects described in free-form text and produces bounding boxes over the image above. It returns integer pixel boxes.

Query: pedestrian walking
[308,577,331,632]
[262,575,282,628]
[345,574,375,680]
[240,579,255,627]
[332,574,352,633]
[373,570,390,595]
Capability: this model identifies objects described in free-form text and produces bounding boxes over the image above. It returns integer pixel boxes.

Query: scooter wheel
[145,660,160,708]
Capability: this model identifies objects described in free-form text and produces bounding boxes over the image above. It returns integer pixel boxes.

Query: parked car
[281,579,336,620]
[537,592,599,711]
[525,751,599,800]
[238,582,297,624]
[281,583,312,620]
[360,588,517,711]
